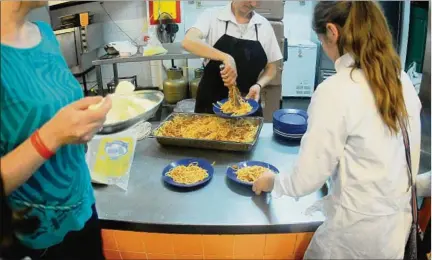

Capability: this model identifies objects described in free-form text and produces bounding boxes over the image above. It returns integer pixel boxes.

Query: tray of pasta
[151,113,264,152]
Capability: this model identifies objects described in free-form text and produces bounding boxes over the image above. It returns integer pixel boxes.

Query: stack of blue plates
[272,109,308,140]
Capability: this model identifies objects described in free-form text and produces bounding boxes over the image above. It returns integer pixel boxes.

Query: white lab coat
[273,54,422,259]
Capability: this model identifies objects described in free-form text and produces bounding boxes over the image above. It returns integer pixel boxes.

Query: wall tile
[294,233,313,255]
[204,256,232,260]
[104,250,122,260]
[144,233,174,254]
[147,253,176,260]
[233,235,265,257]
[202,235,234,256]
[102,229,118,251]
[234,255,263,260]
[264,234,297,256]
[172,234,203,255]
[114,230,146,253]
[121,251,148,260]
[177,255,203,259]
[264,254,295,260]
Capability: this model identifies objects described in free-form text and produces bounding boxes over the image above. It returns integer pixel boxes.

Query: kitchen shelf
[49,1,96,11]
[92,43,199,66]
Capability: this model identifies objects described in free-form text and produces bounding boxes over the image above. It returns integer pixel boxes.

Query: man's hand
[220,54,237,88]
[246,84,261,101]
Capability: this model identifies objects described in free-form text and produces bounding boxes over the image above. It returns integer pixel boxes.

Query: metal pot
[189,68,203,99]
[163,67,188,104]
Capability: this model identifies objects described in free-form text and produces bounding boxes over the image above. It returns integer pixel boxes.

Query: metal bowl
[98,90,164,135]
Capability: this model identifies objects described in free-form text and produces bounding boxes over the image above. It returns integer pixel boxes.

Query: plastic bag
[143,26,168,56]
[86,129,137,191]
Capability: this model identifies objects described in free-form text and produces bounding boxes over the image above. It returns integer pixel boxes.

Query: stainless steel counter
[93,124,326,234]
[93,43,199,96]
[92,43,198,66]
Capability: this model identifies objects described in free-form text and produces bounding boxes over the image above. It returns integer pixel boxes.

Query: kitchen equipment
[104,41,138,57]
[163,67,188,104]
[156,13,180,44]
[268,21,286,86]
[189,68,203,98]
[54,23,103,71]
[174,99,196,113]
[98,90,164,134]
[162,158,214,188]
[283,40,318,97]
[226,161,279,186]
[151,113,264,152]
[261,85,282,123]
[255,0,285,21]
[58,12,93,29]
[213,98,260,118]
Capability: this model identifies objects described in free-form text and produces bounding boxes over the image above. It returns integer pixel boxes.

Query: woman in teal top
[0,2,111,259]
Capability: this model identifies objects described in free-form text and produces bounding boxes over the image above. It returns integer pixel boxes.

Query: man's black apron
[195,21,268,116]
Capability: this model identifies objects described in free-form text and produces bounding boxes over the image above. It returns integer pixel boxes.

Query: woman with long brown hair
[253,1,422,258]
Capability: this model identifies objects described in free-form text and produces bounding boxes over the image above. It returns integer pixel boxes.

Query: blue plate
[273,109,308,126]
[213,98,260,118]
[273,109,308,134]
[273,128,303,140]
[162,158,214,188]
[226,161,279,186]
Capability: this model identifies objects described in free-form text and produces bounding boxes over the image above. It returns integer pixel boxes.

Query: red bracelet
[30,130,55,159]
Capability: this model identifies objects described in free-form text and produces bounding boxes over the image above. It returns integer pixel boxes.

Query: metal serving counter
[93,124,326,234]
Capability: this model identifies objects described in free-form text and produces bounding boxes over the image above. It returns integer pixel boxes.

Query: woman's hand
[246,84,261,101]
[39,96,112,151]
[220,54,237,88]
[252,171,276,195]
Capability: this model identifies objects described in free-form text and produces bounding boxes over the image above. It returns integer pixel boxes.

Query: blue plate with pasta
[162,158,214,188]
[213,98,260,118]
[226,161,279,186]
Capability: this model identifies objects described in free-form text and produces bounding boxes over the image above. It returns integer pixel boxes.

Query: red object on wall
[149,0,181,25]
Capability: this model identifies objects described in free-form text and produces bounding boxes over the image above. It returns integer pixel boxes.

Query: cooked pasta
[154,115,258,143]
[235,166,271,183]
[218,88,252,116]
[218,98,252,116]
[166,163,209,184]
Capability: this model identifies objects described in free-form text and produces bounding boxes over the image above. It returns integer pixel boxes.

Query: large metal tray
[98,90,164,135]
[151,113,264,152]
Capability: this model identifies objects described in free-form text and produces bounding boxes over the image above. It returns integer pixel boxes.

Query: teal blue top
[0,21,95,249]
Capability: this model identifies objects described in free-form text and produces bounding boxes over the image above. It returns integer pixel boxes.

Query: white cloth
[416,171,431,197]
[272,54,422,259]
[189,3,283,64]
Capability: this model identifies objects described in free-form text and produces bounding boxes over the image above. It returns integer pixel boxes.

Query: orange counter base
[102,230,313,260]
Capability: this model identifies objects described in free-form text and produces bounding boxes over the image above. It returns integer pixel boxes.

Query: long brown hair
[313,1,408,133]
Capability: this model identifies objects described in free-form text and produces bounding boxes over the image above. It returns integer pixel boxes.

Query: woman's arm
[253,80,348,196]
[0,125,59,196]
[1,96,111,195]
